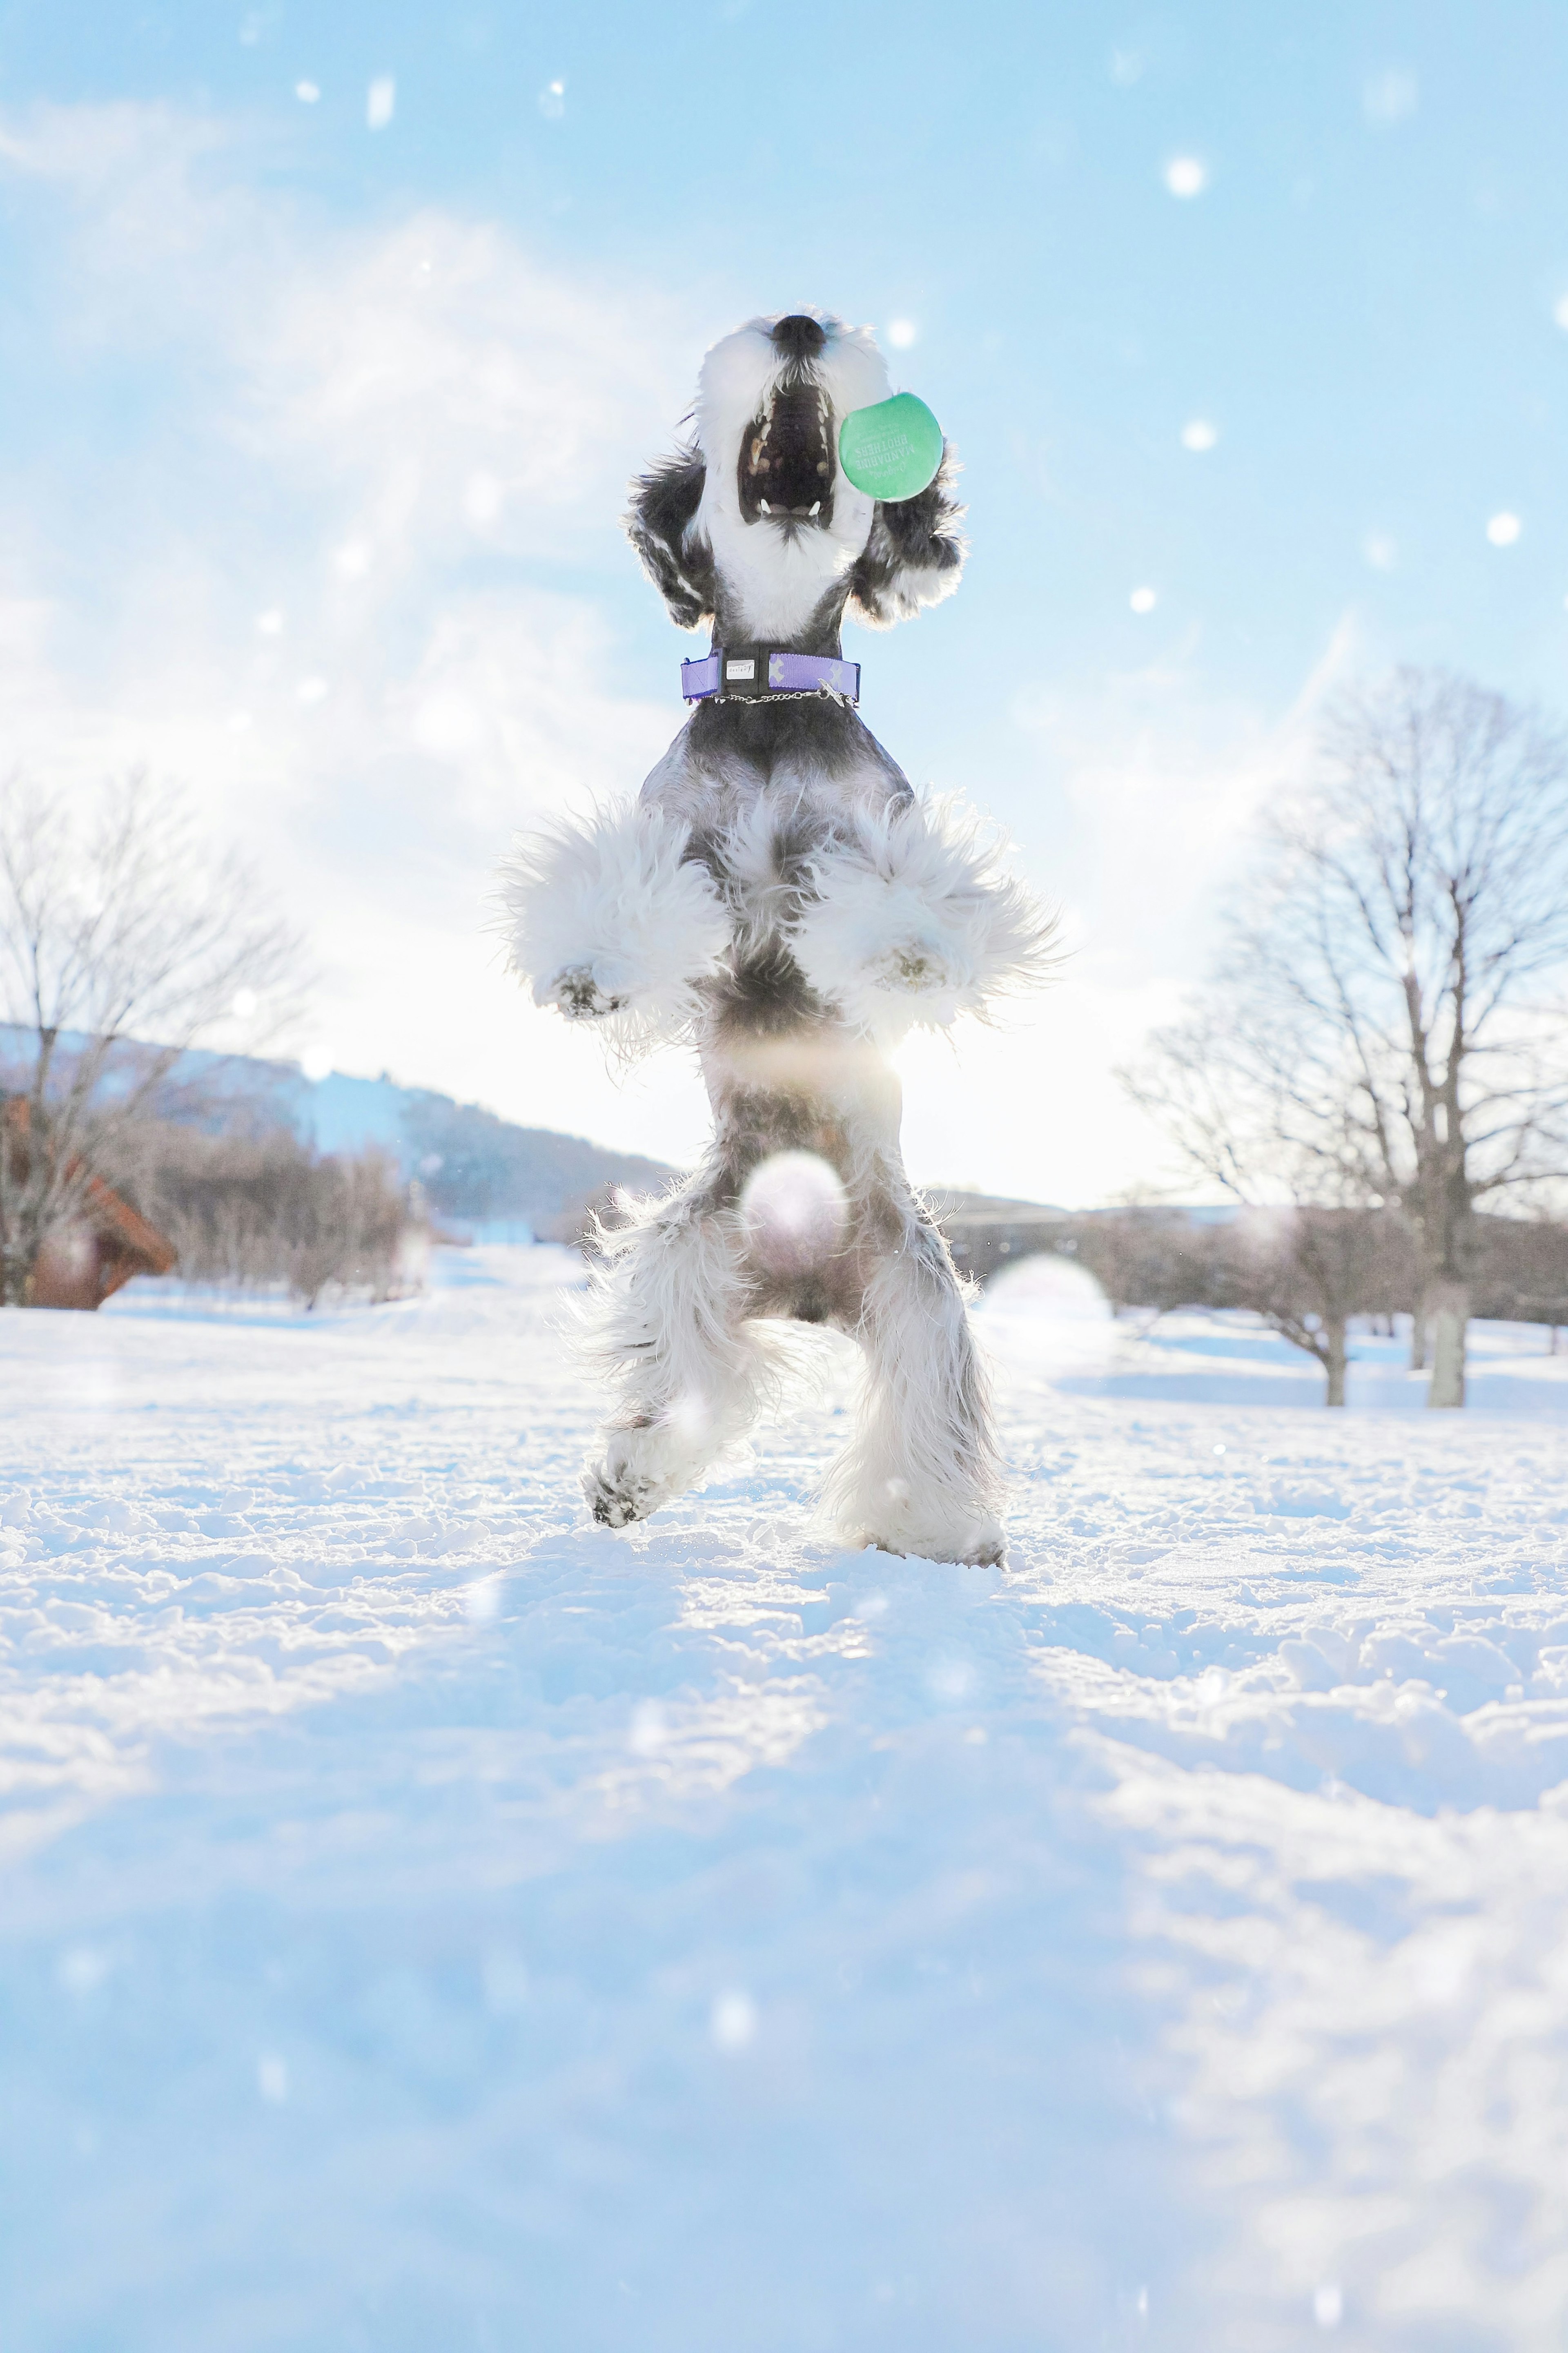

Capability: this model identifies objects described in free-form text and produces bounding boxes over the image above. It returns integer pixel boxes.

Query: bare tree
[1224,1207,1415,1406]
[1116,1016,1416,1404]
[129,1124,416,1306]
[0,773,305,1305]
[1126,671,1568,1406]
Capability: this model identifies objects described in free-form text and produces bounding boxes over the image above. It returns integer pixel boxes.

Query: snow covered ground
[4,1245,1568,2352]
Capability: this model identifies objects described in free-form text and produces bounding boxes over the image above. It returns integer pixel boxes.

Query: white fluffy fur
[496,801,729,1061]
[691,314,889,642]
[577,1181,807,1528]
[853,484,967,626]
[818,1240,1005,1563]
[577,1162,1003,1564]
[790,794,1056,1044]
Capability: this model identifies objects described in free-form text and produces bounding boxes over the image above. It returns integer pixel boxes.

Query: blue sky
[2,2,1565,1200]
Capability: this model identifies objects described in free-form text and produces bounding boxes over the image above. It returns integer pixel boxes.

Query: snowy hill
[296,1066,677,1242]
[0,1027,677,1242]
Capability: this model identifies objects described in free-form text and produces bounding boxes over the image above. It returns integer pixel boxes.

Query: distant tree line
[1069,1206,1566,1405]
[943,1202,1568,1405]
[120,1122,413,1308]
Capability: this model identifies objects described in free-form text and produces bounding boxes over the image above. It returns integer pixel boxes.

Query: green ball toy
[837,392,944,503]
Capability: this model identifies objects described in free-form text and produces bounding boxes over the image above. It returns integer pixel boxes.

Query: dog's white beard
[790,794,1056,1046]
[690,317,887,642]
[495,801,729,1062]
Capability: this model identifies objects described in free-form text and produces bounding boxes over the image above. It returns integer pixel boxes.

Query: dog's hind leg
[579,1179,771,1529]
[822,1209,1007,1567]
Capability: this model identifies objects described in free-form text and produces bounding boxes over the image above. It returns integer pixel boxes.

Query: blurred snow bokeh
[975,1248,1118,1374]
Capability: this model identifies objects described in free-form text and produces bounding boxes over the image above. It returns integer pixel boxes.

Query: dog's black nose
[771,314,826,359]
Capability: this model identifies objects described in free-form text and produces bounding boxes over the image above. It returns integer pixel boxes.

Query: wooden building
[3,1100,177,1309]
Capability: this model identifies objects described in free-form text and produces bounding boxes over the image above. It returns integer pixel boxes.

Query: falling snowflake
[1362,69,1417,125]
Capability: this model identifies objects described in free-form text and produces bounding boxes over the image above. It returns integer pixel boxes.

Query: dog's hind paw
[960,1521,1007,1569]
[850,1505,1007,1569]
[583,1461,654,1528]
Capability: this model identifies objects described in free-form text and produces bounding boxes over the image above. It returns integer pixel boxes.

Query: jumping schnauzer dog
[499,311,1050,1566]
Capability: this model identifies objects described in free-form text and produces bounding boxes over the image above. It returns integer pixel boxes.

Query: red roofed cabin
[3,1100,177,1310]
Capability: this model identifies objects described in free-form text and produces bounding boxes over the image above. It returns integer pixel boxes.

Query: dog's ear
[625,444,714,630]
[845,445,967,630]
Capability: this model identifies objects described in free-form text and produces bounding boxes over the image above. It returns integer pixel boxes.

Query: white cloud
[1011,616,1359,964]
[0,98,713,1164]
[893,618,1364,1202]
[240,207,684,583]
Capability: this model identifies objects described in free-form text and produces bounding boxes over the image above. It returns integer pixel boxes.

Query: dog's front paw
[876,940,951,993]
[548,965,628,1021]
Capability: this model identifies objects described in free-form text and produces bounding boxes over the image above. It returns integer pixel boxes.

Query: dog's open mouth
[737,379,836,529]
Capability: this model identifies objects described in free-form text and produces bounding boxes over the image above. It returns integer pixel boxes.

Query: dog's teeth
[760,499,771,514]
[808,501,821,516]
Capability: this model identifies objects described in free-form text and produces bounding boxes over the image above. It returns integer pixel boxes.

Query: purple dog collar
[682,647,860,705]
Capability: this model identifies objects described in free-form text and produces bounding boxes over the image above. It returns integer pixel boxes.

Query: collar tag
[682,647,860,705]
